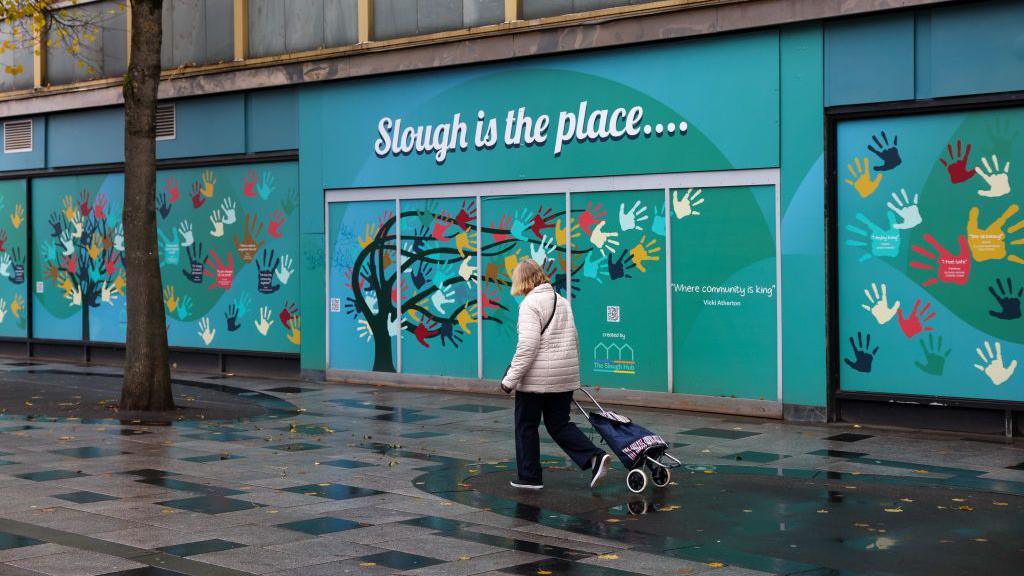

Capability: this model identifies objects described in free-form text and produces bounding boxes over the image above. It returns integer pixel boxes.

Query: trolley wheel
[650,465,671,488]
[626,469,648,493]
[627,500,648,515]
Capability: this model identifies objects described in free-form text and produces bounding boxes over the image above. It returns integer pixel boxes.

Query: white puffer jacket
[500,283,580,393]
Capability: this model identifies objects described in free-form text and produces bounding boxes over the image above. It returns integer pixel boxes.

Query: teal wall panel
[157,94,246,159]
[0,116,45,172]
[299,86,327,371]
[781,23,826,408]
[825,13,914,107]
[0,180,28,337]
[248,88,300,153]
[48,108,124,168]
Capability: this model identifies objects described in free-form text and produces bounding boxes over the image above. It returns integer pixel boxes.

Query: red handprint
[432,211,453,242]
[939,139,976,184]
[531,208,556,239]
[344,268,365,293]
[898,299,935,339]
[578,202,606,236]
[268,210,286,239]
[490,216,512,243]
[163,177,180,203]
[104,251,120,277]
[480,286,501,319]
[61,254,78,275]
[413,320,440,347]
[279,301,298,326]
[79,189,92,218]
[454,200,476,231]
[243,170,259,198]
[203,249,235,291]
[911,234,971,287]
[93,193,108,220]
[191,181,206,209]
[0,229,7,252]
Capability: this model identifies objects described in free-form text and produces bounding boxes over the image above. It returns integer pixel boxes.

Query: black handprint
[157,192,172,220]
[411,261,432,289]
[608,251,635,281]
[552,273,580,298]
[49,213,65,238]
[10,248,24,285]
[182,242,206,284]
[844,332,878,373]
[225,304,241,332]
[256,249,281,294]
[988,277,1022,320]
[438,321,462,347]
[867,131,901,171]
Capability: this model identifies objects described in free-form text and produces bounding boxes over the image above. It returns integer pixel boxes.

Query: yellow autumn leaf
[597,554,619,560]
[537,571,552,575]
[959,505,973,512]
[883,507,902,513]
[360,562,377,567]
[707,562,725,568]
[993,501,1008,506]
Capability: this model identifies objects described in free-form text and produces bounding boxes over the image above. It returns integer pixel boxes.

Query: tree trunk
[120,0,173,411]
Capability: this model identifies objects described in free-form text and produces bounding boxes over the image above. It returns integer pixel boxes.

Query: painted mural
[838,108,1023,400]
[0,180,27,338]
[329,192,670,390]
[31,162,299,352]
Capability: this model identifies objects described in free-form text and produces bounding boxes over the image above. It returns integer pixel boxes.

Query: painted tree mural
[330,193,666,376]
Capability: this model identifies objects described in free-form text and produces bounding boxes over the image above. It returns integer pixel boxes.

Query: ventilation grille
[3,120,32,153]
[155,103,176,140]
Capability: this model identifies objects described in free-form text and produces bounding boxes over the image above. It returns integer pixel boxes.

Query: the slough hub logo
[593,339,636,375]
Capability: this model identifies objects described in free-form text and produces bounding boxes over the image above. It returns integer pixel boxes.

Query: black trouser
[514,390,604,484]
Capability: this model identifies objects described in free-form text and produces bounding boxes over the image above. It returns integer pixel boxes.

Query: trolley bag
[587,410,668,470]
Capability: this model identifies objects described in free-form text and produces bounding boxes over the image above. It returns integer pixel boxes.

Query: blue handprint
[234,292,252,320]
[177,295,192,321]
[157,228,181,267]
[581,252,609,283]
[651,205,666,237]
[510,208,532,242]
[845,212,901,262]
[256,171,275,200]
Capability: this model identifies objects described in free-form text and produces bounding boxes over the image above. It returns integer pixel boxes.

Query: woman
[501,259,612,490]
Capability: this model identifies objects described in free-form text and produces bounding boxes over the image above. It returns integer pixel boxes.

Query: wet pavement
[0,360,1021,575]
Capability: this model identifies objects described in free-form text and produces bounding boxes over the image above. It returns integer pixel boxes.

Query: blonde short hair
[510,259,550,296]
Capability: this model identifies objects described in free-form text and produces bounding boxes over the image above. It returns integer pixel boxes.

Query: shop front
[302,29,808,418]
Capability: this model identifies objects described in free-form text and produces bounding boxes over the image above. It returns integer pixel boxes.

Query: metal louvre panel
[3,119,32,152]
[155,103,176,139]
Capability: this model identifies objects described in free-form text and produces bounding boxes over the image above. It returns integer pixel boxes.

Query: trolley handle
[574,386,606,414]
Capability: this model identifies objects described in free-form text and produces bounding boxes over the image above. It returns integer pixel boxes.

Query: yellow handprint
[358,222,379,249]
[286,316,301,345]
[456,304,477,334]
[967,204,1024,263]
[87,232,102,261]
[62,196,76,221]
[113,272,127,294]
[57,273,74,296]
[200,170,216,197]
[555,217,580,247]
[455,230,476,258]
[844,156,883,198]
[163,285,179,313]
[11,295,24,319]
[504,249,522,277]
[10,204,24,229]
[629,235,662,273]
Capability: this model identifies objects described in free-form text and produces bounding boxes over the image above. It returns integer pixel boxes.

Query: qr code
[606,306,621,323]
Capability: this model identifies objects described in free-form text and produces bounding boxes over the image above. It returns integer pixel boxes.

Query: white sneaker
[510,480,543,490]
[590,453,612,488]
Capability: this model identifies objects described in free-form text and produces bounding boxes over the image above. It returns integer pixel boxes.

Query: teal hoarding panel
[0,180,27,338]
[671,186,777,401]
[306,30,779,191]
[837,107,1024,400]
[570,190,667,393]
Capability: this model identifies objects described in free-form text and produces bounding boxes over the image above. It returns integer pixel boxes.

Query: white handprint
[70,213,84,239]
[197,317,216,346]
[221,197,237,225]
[530,236,555,266]
[101,281,118,306]
[589,221,620,256]
[860,282,900,325]
[275,255,294,285]
[458,257,476,284]
[387,313,400,338]
[60,230,75,256]
[886,188,922,230]
[209,210,225,238]
[431,284,455,314]
[255,306,274,336]
[114,224,125,252]
[178,221,194,247]
[672,188,704,220]
[364,290,379,314]
[618,200,649,232]
[0,299,7,323]
[0,253,11,278]
[356,319,373,341]
[976,154,1011,198]
[67,285,82,307]
[974,340,1017,386]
